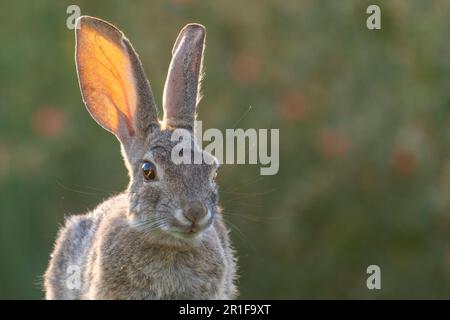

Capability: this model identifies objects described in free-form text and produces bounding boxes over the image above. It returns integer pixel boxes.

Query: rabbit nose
[182,201,208,225]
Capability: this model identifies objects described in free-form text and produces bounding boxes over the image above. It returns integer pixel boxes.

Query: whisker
[222,202,266,209]
[220,176,264,193]
[56,180,104,196]
[132,217,169,228]
[221,190,277,204]
[141,221,169,237]
[223,217,256,252]
[222,211,282,223]
[220,188,277,197]
[231,105,253,129]
[72,183,121,194]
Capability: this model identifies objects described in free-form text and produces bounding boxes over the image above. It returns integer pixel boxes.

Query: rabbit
[44,16,237,300]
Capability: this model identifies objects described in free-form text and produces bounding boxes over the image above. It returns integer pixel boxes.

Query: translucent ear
[162,23,206,131]
[75,16,158,142]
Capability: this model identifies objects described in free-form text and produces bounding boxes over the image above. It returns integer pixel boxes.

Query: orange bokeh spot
[392,148,416,177]
[278,91,308,121]
[318,129,351,159]
[230,50,262,84]
[33,106,66,138]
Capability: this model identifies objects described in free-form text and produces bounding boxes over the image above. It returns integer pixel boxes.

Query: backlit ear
[75,16,158,142]
[163,23,206,131]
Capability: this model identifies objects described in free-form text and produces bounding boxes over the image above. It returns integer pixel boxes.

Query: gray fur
[44,16,237,300]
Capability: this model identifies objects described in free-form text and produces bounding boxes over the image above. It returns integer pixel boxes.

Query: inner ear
[75,16,159,142]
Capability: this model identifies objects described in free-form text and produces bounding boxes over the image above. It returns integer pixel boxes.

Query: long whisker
[222,211,283,222]
[72,183,121,194]
[223,217,256,252]
[220,176,264,193]
[222,202,266,210]
[56,180,105,196]
[231,104,253,129]
[141,221,169,237]
[132,217,169,228]
[220,188,277,197]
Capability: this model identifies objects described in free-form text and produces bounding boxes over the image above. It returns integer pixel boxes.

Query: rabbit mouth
[171,229,203,239]
[161,208,213,239]
[167,221,213,238]
[161,226,210,242]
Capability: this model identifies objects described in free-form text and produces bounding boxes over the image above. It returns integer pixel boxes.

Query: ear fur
[162,23,206,131]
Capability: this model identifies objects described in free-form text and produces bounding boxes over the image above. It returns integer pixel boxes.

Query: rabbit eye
[142,161,157,181]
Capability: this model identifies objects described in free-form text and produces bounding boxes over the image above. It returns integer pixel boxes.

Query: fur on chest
[92,236,227,299]
[131,245,226,299]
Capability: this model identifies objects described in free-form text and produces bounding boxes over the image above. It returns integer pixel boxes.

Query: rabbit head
[75,17,219,240]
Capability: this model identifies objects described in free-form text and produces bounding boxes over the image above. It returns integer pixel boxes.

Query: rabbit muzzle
[173,200,212,235]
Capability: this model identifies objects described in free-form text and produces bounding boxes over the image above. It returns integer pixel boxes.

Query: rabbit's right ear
[75,16,159,143]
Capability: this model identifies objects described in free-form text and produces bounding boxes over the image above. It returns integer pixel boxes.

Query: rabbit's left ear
[75,16,159,143]
[162,24,206,131]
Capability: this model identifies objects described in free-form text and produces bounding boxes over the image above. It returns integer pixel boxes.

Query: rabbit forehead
[141,129,217,179]
[144,129,217,166]
[144,128,200,157]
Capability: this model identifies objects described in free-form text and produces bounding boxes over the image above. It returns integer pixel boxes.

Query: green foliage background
[0,0,449,299]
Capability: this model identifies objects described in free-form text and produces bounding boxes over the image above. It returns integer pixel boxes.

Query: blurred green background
[1,0,450,299]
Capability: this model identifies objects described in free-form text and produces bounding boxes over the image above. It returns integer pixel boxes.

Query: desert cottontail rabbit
[44,16,237,299]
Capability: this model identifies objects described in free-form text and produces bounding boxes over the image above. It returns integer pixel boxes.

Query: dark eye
[142,161,157,181]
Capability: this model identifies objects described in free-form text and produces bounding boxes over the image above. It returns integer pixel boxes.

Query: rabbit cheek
[128,184,161,216]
